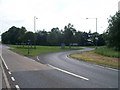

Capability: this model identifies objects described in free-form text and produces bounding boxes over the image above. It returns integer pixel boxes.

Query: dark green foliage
[107,11,120,50]
[1,23,105,46]
[23,31,34,44]
[36,30,48,45]
[63,23,76,47]
[2,26,27,44]
[47,27,62,45]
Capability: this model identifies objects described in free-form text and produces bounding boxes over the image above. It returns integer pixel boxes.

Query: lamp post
[34,16,38,49]
[86,18,98,49]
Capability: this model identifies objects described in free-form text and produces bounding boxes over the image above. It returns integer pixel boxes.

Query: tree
[18,27,27,43]
[97,34,105,46]
[47,27,62,45]
[81,32,89,46]
[64,23,76,48]
[23,31,34,44]
[107,11,120,50]
[2,31,9,44]
[1,26,27,44]
[2,26,19,44]
[36,29,48,45]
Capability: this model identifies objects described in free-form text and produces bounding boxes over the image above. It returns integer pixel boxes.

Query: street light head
[86,18,88,19]
[34,16,38,19]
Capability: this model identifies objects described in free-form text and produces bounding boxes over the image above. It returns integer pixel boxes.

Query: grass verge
[70,50,119,69]
[95,46,120,58]
[9,45,82,57]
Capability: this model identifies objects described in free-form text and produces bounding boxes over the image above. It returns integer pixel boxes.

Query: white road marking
[32,60,35,61]
[0,55,9,70]
[24,56,35,61]
[37,56,40,61]
[8,71,11,75]
[11,77,15,81]
[15,85,20,90]
[1,56,11,88]
[48,64,89,81]
[106,67,119,71]
[94,64,119,72]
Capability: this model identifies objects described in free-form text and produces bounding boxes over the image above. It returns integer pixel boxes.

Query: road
[36,48,118,88]
[1,45,119,89]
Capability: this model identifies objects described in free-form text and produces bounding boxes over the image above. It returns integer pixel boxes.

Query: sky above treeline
[0,0,119,35]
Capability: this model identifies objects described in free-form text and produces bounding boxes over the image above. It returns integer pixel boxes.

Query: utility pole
[34,16,38,49]
[95,18,98,49]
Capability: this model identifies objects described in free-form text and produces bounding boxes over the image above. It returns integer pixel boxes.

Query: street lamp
[34,16,38,49]
[86,18,98,49]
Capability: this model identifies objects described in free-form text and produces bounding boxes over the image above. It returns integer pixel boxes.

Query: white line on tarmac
[8,71,11,75]
[24,56,35,61]
[94,64,119,72]
[11,77,15,81]
[0,57,11,88]
[15,85,20,90]
[37,56,40,61]
[48,64,89,81]
[0,55,9,70]
[31,60,35,61]
[106,67,119,71]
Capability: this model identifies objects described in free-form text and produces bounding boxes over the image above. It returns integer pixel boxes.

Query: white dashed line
[15,85,20,90]
[48,64,89,81]
[8,71,11,75]
[11,77,15,81]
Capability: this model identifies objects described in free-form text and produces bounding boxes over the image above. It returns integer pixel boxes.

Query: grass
[9,45,82,57]
[95,46,120,58]
[70,47,120,69]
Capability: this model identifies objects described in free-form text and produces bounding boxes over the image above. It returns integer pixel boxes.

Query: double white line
[0,55,20,89]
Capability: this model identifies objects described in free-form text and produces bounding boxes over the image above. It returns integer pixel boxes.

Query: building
[118,1,120,11]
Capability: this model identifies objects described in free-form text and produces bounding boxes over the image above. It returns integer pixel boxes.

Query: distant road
[1,45,118,88]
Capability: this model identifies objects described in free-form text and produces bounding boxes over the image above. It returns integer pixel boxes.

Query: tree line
[1,23,105,47]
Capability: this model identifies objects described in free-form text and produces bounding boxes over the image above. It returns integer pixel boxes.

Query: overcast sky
[0,0,119,34]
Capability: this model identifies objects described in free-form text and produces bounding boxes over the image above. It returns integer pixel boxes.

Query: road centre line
[8,71,11,75]
[48,64,89,81]
[15,85,20,90]
[0,55,9,70]
[11,77,15,81]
